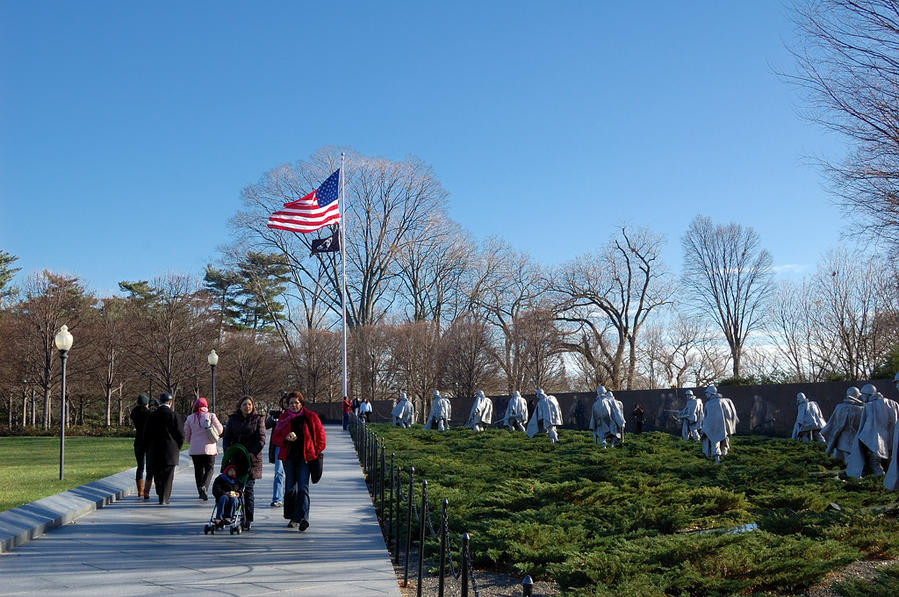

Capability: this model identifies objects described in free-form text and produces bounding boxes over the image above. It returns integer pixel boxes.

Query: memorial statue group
[387,372,899,491]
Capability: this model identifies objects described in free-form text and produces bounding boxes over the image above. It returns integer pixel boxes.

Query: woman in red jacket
[272,390,326,531]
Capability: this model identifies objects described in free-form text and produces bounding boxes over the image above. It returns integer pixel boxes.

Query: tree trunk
[43,386,51,429]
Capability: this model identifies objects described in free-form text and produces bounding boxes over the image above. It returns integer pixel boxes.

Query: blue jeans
[215,494,238,520]
[284,459,310,523]
[272,447,284,503]
[343,412,349,430]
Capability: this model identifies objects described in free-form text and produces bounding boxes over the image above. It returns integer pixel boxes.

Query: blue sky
[0,1,848,296]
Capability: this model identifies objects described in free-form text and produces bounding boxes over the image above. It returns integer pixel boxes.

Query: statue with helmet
[424,390,452,431]
[502,391,528,431]
[700,385,739,464]
[588,386,626,447]
[678,389,704,441]
[846,383,899,479]
[465,390,494,432]
[391,391,415,428]
[526,389,563,443]
[822,387,864,464]
[792,392,827,443]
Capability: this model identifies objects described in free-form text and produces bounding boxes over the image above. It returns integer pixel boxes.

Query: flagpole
[340,152,349,400]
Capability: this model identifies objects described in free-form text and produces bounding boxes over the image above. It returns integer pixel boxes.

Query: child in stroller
[204,444,252,535]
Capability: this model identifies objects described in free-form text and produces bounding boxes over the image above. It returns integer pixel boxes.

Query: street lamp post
[207,350,219,413]
[54,325,73,481]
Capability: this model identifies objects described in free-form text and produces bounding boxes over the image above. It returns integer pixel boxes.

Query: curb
[0,450,192,554]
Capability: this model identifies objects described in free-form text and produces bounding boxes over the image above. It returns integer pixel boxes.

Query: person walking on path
[632,404,645,434]
[222,395,266,530]
[129,394,153,500]
[342,396,352,430]
[183,397,223,501]
[143,392,184,505]
[359,397,373,423]
[266,394,288,507]
[272,390,326,532]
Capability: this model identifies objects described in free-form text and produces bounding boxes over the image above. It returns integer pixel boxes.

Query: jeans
[133,444,149,480]
[272,447,284,503]
[342,412,349,430]
[284,458,311,523]
[215,494,238,520]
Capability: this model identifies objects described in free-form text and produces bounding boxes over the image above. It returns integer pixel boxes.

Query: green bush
[368,425,898,595]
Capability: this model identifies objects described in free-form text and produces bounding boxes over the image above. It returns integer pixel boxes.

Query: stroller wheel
[204,525,210,535]
[229,526,235,535]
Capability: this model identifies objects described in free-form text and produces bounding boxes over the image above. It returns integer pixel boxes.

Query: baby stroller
[204,444,252,535]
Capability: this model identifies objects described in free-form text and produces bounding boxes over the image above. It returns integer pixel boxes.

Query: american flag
[267,169,340,233]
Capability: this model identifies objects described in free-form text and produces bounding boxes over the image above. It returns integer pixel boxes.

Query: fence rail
[349,416,487,597]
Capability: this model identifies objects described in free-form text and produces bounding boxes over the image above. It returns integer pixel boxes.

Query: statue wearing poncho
[502,391,528,432]
[792,392,827,443]
[392,392,415,428]
[527,389,563,443]
[700,386,739,464]
[588,386,625,448]
[678,389,704,441]
[822,387,863,465]
[847,384,899,478]
[883,373,899,491]
[424,390,452,431]
[465,390,494,432]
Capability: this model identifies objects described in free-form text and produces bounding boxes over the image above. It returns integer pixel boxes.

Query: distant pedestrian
[359,397,373,423]
[632,404,645,434]
[143,393,184,505]
[342,396,352,430]
[351,396,360,418]
[266,394,288,507]
[222,395,266,530]
[183,397,223,501]
[129,394,152,500]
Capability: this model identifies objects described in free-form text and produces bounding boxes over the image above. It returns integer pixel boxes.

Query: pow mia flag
[310,233,340,255]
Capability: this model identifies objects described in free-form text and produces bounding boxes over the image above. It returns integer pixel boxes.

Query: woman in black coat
[222,395,266,530]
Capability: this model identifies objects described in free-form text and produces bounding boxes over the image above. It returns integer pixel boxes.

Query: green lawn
[0,437,136,512]
[369,425,899,597]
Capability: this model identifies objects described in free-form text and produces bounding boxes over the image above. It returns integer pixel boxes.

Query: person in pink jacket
[183,397,224,500]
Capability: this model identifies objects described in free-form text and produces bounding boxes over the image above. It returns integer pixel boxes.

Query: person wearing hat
[143,393,184,505]
[211,464,244,525]
[184,397,223,501]
[129,394,153,500]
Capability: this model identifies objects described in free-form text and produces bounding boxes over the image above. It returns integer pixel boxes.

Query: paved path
[0,425,402,596]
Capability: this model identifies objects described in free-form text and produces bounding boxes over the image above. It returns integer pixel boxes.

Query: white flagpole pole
[340,152,349,400]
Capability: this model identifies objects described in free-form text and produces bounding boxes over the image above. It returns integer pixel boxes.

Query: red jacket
[272,408,326,462]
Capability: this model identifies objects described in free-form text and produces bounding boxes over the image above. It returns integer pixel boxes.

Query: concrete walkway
[0,425,402,596]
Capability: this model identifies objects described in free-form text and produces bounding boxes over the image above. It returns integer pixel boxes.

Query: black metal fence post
[379,443,386,512]
[394,466,401,565]
[438,498,448,597]
[461,533,470,597]
[388,452,395,550]
[522,575,534,597]
[403,466,414,586]
[417,480,428,597]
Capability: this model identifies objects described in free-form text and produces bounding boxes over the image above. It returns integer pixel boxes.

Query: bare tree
[16,272,93,429]
[806,248,898,378]
[439,313,499,400]
[790,0,899,250]
[554,225,673,389]
[120,275,217,412]
[512,308,566,392]
[767,279,833,382]
[681,216,773,378]
[349,324,394,402]
[395,214,472,330]
[218,330,289,407]
[388,320,442,417]
[466,238,547,393]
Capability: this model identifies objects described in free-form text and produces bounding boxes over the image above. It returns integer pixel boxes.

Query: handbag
[303,413,324,484]
[202,414,220,443]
